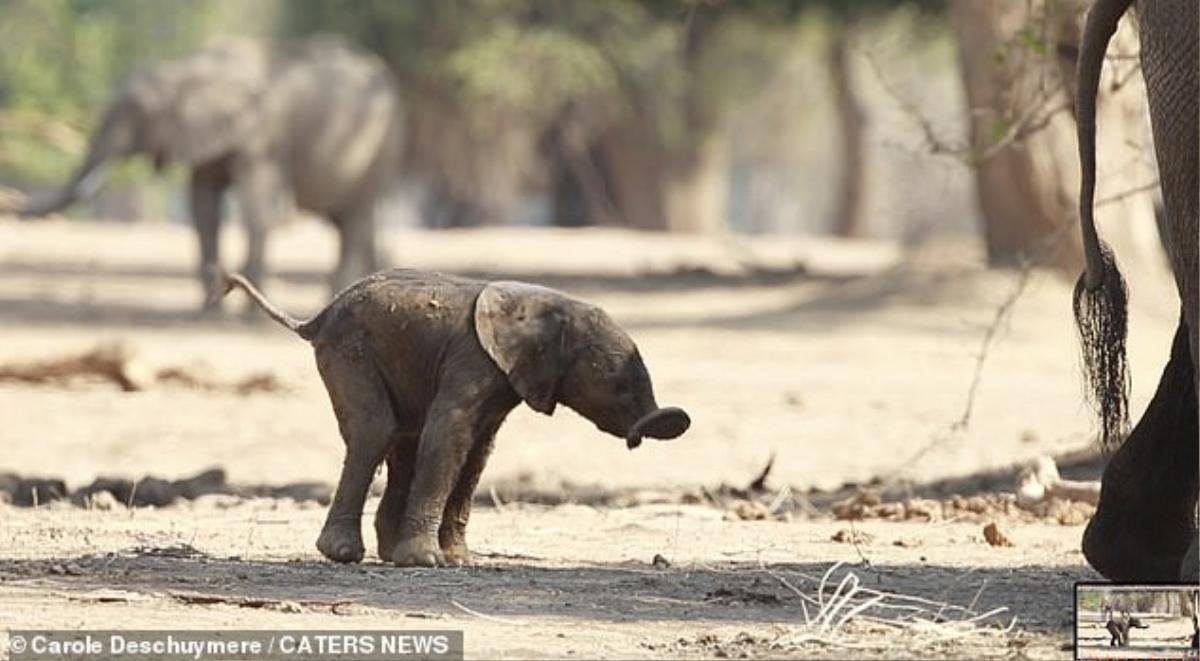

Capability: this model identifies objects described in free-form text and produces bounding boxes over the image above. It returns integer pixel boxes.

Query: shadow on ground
[0,254,1011,336]
[0,549,1086,631]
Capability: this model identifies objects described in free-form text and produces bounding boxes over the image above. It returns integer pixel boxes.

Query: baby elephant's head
[475,281,690,449]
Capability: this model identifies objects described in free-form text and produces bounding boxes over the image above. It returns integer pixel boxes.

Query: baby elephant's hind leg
[439,432,497,566]
[375,437,417,561]
[315,353,397,563]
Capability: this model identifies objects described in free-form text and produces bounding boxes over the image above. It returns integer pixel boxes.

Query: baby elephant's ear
[474,282,567,415]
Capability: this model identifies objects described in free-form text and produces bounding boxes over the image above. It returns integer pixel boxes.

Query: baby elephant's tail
[209,267,314,340]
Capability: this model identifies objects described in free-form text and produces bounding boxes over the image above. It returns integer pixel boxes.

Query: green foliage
[0,0,269,184]
[281,0,818,148]
[0,0,944,226]
[445,24,618,124]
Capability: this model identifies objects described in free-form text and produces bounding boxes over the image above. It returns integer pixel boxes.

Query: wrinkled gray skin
[21,37,403,302]
[218,269,690,567]
[1074,0,1198,582]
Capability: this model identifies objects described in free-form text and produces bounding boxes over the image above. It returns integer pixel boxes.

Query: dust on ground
[0,217,1180,658]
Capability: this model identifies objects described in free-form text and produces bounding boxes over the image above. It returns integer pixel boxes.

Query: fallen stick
[1016,456,1100,506]
[0,342,151,391]
[0,342,285,394]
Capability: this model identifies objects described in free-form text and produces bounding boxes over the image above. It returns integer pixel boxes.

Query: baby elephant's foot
[375,521,400,562]
[376,538,398,563]
[391,536,445,567]
[441,541,471,567]
[317,522,364,563]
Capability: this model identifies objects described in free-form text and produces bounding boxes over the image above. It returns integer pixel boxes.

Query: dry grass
[763,561,1019,654]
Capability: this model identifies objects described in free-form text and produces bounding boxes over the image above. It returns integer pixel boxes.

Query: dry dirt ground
[1076,614,1197,660]
[0,217,1182,659]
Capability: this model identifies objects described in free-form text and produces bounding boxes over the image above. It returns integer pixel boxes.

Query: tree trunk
[592,120,667,230]
[540,10,731,233]
[828,22,866,238]
[586,118,729,233]
[543,104,621,227]
[666,10,728,234]
[404,85,537,228]
[662,135,728,233]
[950,0,1159,276]
[950,0,1086,273]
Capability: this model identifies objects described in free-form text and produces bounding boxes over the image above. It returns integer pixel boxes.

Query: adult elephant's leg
[1138,0,1199,581]
[233,159,285,298]
[374,436,416,562]
[1139,0,1198,379]
[1182,536,1198,582]
[331,206,378,295]
[190,163,228,311]
[314,349,396,563]
[1083,319,1199,580]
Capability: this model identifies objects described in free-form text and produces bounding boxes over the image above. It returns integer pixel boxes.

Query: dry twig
[761,563,1018,652]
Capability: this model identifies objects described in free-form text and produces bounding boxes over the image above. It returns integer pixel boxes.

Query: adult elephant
[1074,0,1198,581]
[20,36,404,305]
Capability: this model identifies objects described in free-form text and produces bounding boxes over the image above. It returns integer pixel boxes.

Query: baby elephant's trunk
[625,407,690,449]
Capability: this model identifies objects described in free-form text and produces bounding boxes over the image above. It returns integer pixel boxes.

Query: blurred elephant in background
[1073,0,1198,581]
[20,36,404,305]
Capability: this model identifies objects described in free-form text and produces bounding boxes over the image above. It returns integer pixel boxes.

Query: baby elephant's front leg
[439,433,497,566]
[392,409,475,567]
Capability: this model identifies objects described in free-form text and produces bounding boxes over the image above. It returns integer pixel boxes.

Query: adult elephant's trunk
[19,107,124,217]
[1072,0,1134,450]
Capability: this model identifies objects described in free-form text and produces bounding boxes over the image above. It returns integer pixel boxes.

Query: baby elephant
[219,269,690,567]
[1106,612,1149,647]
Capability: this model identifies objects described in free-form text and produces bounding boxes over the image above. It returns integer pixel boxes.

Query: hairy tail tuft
[1073,241,1130,450]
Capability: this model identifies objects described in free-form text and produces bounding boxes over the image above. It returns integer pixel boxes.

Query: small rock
[964,496,991,514]
[270,600,304,613]
[831,528,873,544]
[651,553,671,569]
[48,562,84,576]
[856,488,882,506]
[874,502,903,519]
[191,493,244,510]
[729,501,768,521]
[983,521,1014,547]
[903,498,942,521]
[831,488,882,520]
[87,491,121,511]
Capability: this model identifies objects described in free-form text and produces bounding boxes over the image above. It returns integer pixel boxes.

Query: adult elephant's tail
[1074,0,1134,450]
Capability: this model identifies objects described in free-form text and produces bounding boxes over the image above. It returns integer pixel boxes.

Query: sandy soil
[1076,615,1197,659]
[0,217,1181,659]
